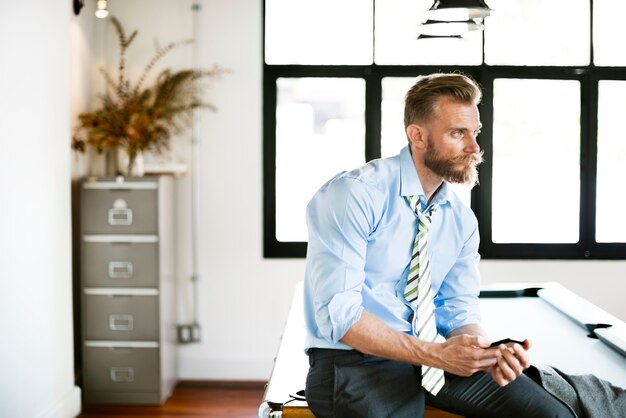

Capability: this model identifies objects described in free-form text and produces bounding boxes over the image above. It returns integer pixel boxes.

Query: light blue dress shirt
[303,146,482,352]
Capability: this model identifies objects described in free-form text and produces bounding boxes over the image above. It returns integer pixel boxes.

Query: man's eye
[474,130,482,137]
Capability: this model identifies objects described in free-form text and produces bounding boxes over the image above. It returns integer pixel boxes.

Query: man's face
[422,97,484,186]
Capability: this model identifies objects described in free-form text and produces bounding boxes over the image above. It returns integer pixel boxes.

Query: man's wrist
[410,338,441,368]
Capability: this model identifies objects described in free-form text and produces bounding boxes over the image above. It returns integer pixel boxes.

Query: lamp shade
[427,0,492,21]
[417,34,464,40]
[418,19,484,36]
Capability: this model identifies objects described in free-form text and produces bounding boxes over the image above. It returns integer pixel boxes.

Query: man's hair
[404,73,482,129]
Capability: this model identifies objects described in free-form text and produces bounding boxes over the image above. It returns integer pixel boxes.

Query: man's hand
[428,334,498,376]
[488,339,532,387]
[339,311,531,387]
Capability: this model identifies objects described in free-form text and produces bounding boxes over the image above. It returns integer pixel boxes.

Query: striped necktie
[405,195,445,396]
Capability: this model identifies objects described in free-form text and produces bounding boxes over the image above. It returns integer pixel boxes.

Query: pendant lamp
[95,0,109,18]
[426,0,492,22]
[418,19,484,37]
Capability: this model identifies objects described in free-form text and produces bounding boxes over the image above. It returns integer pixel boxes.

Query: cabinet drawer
[82,240,158,288]
[84,292,159,340]
[81,182,158,234]
[83,344,160,393]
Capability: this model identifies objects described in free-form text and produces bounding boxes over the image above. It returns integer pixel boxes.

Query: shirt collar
[399,145,454,208]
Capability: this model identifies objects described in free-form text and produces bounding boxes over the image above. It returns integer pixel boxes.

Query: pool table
[259,282,626,418]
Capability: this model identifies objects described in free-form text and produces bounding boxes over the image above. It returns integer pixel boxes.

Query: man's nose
[465,134,480,153]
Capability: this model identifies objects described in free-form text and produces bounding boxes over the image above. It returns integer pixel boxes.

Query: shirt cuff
[320,290,364,344]
[436,301,482,337]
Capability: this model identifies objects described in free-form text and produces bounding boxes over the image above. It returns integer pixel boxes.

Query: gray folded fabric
[531,364,626,418]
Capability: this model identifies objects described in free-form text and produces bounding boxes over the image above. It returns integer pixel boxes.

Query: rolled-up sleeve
[434,216,482,337]
[305,176,379,344]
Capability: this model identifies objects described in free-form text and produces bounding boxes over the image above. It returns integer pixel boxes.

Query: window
[491,79,580,244]
[275,78,366,242]
[264,0,372,65]
[263,0,626,259]
[593,0,626,66]
[484,0,590,66]
[596,80,626,243]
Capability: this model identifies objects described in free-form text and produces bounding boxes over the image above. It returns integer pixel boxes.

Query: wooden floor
[77,381,465,418]
[78,381,266,418]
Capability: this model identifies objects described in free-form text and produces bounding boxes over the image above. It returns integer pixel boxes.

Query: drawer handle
[109,314,134,331]
[110,366,134,383]
[108,208,133,226]
[108,261,133,279]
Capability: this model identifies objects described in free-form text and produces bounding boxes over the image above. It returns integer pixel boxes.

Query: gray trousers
[305,348,575,418]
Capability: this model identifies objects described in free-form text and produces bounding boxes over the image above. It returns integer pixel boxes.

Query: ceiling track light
[95,0,109,19]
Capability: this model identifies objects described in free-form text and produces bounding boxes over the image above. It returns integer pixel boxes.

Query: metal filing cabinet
[80,176,176,405]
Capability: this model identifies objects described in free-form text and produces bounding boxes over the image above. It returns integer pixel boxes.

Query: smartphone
[489,338,524,348]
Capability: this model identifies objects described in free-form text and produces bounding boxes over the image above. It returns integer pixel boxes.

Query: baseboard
[37,386,81,418]
[177,379,266,390]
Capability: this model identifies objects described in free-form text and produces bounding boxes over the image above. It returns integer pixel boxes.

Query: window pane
[265,0,373,65]
[596,81,626,242]
[381,77,472,206]
[594,1,626,66]
[484,0,590,66]
[492,79,580,243]
[275,78,366,241]
[375,0,482,65]
[381,77,414,158]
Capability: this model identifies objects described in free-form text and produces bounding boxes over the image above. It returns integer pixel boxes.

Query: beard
[423,140,484,186]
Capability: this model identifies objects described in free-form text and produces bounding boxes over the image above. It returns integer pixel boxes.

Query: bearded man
[302,73,574,417]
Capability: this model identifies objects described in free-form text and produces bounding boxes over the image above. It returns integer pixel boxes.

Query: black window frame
[263,1,626,260]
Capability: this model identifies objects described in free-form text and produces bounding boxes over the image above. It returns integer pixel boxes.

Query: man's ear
[406,124,427,150]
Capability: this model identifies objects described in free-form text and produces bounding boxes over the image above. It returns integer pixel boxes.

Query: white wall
[0,1,81,417]
[178,0,310,380]
[82,0,626,384]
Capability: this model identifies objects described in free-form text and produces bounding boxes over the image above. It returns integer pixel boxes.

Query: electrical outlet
[190,323,201,342]
[177,323,202,344]
[177,325,191,343]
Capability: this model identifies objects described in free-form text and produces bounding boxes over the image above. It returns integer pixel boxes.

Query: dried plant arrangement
[72,16,228,176]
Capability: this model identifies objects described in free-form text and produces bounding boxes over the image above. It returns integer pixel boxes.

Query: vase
[120,149,145,178]
[104,147,122,177]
